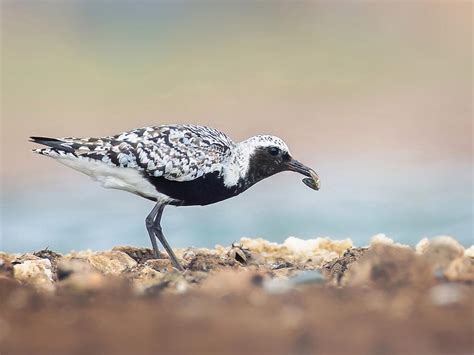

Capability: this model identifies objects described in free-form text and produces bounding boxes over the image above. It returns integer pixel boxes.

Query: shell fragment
[302,170,320,191]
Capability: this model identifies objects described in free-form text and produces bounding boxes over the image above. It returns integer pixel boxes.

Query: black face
[245,146,317,188]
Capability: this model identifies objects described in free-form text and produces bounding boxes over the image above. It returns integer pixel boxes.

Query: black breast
[147,171,243,206]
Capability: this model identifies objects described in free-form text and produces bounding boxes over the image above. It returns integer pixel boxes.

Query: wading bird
[31,124,320,270]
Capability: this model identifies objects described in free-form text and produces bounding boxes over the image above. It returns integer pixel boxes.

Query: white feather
[222,135,290,188]
[55,154,175,203]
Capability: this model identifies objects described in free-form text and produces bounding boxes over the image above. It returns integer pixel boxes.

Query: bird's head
[235,135,320,190]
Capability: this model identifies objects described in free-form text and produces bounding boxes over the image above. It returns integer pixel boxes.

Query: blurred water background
[1,2,472,253]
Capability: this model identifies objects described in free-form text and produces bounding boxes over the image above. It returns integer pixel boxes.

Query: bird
[30,124,320,271]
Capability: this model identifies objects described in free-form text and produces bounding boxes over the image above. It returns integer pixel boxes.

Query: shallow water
[2,161,472,253]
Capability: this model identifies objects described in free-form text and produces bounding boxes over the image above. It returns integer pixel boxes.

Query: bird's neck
[221,138,263,190]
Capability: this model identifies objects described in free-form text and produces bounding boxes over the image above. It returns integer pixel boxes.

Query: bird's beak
[285,158,320,191]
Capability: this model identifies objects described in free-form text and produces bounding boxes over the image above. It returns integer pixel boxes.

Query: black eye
[268,147,280,156]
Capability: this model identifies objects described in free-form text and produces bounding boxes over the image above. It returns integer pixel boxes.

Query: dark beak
[285,159,320,191]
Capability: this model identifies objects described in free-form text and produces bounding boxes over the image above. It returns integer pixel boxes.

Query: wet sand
[1,236,473,355]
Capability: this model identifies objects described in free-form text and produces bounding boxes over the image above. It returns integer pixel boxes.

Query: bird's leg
[145,203,161,259]
[152,204,184,272]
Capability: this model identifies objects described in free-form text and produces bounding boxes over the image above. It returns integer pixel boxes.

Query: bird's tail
[30,136,78,158]
[30,136,75,152]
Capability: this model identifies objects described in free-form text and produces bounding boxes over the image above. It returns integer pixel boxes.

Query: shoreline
[1,236,473,354]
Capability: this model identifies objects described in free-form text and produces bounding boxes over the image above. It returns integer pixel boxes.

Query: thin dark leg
[145,203,161,258]
[152,204,184,271]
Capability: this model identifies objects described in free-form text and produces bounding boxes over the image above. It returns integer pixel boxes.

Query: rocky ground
[1,235,473,355]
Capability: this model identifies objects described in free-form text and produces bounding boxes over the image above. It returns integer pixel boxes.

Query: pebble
[464,245,474,258]
[370,234,411,249]
[1,237,471,297]
[12,255,54,292]
[66,250,137,275]
[444,257,474,282]
[345,244,434,289]
[420,236,465,271]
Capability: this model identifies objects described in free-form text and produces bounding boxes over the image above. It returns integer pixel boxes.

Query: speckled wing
[44,124,235,181]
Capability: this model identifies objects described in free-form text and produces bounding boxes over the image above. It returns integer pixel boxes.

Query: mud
[1,236,473,355]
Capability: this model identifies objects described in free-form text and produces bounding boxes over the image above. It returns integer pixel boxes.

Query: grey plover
[31,124,320,271]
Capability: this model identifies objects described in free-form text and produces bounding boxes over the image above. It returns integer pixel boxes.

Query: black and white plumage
[31,124,319,270]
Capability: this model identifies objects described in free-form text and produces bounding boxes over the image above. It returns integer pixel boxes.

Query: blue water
[1,161,472,253]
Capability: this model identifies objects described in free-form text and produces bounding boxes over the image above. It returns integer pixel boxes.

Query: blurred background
[1,1,472,253]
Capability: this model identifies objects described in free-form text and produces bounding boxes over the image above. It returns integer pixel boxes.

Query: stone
[421,236,465,271]
[186,252,234,272]
[345,244,434,289]
[239,236,352,266]
[56,258,94,280]
[0,252,16,276]
[182,249,197,260]
[57,256,131,294]
[444,257,474,282]
[145,259,175,273]
[12,254,54,292]
[239,238,283,260]
[131,265,165,294]
[283,236,353,263]
[464,245,474,258]
[415,238,430,254]
[321,247,368,285]
[370,234,411,249]
[112,246,156,263]
[33,249,63,281]
[66,250,137,275]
